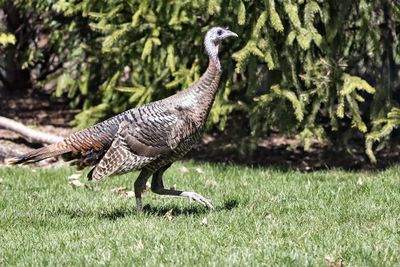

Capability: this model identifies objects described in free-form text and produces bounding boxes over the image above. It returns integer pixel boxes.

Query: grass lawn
[0,162,399,266]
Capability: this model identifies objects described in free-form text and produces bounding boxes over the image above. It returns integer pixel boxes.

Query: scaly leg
[151,163,214,209]
[134,169,152,212]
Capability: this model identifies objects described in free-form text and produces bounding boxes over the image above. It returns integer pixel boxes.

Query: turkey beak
[225,30,238,38]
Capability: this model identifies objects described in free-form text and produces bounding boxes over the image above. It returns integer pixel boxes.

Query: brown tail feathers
[5,142,71,165]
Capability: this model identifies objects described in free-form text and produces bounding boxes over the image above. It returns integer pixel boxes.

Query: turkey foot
[152,187,214,209]
[180,191,214,209]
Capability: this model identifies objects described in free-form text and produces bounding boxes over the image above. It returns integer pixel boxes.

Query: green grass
[0,162,399,266]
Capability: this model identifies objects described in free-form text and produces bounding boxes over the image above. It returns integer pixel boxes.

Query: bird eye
[217,29,223,36]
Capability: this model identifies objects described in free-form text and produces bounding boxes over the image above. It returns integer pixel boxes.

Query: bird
[6,27,238,211]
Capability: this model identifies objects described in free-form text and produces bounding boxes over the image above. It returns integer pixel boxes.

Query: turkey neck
[171,55,221,127]
[191,58,221,122]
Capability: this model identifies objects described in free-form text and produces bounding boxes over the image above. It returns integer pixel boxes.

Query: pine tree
[1,0,399,162]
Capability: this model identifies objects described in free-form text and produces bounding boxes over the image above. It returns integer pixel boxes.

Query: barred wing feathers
[90,106,197,180]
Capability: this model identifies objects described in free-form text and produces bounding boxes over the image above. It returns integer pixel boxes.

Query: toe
[180,191,213,209]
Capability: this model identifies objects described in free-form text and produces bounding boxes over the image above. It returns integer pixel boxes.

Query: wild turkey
[6,27,238,211]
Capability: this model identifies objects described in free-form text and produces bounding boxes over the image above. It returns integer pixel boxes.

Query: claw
[180,191,214,209]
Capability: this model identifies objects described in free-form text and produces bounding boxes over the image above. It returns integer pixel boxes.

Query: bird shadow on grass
[142,197,239,217]
[98,197,240,220]
[53,198,240,220]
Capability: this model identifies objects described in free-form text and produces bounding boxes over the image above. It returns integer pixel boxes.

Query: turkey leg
[151,163,214,209]
[134,169,152,212]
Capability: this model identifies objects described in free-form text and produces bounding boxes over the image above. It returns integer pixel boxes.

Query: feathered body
[7,27,237,210]
[9,62,220,177]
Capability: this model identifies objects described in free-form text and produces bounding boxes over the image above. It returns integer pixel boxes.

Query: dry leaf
[180,166,189,174]
[125,191,135,198]
[264,212,273,219]
[325,256,344,267]
[69,179,84,188]
[135,240,144,250]
[111,187,127,193]
[68,173,81,181]
[205,179,218,187]
[164,208,173,221]
[356,177,363,186]
[200,217,208,226]
[195,167,204,174]
[111,187,135,198]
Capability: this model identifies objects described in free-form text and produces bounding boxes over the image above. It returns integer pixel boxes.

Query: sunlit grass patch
[0,163,399,266]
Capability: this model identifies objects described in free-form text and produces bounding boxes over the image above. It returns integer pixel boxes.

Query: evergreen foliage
[0,0,399,162]
[0,32,15,46]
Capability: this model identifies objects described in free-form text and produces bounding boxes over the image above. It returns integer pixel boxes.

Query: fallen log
[0,116,63,144]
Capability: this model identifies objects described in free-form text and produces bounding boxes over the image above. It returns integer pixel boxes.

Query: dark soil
[0,87,78,126]
[188,134,400,171]
[0,88,76,164]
